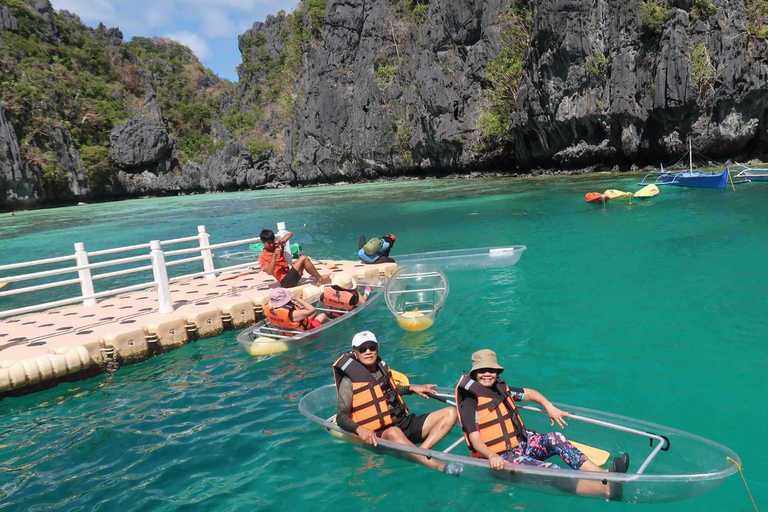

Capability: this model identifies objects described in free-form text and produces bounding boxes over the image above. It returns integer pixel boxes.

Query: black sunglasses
[475,368,498,375]
[355,343,378,353]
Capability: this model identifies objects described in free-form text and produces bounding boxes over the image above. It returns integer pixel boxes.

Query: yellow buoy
[395,310,434,332]
[241,336,289,356]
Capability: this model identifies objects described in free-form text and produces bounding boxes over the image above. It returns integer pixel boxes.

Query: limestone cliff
[239,0,767,182]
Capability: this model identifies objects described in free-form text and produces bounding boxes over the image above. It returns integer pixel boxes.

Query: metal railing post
[74,242,97,307]
[150,240,174,314]
[198,225,216,280]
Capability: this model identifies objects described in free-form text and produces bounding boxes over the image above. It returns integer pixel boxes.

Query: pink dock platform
[0,259,398,398]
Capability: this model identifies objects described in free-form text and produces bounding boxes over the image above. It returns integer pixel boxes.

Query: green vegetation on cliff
[746,0,768,38]
[0,0,229,190]
[478,0,531,147]
[235,0,325,158]
[640,0,670,36]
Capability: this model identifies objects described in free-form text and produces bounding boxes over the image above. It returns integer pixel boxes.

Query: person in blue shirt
[358,234,396,264]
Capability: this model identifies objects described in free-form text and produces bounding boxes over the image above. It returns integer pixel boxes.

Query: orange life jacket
[333,354,409,432]
[455,375,527,457]
[322,286,357,318]
[264,303,312,332]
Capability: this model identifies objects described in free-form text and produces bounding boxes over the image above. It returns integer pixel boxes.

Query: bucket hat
[331,272,358,291]
[269,287,292,308]
[470,349,504,375]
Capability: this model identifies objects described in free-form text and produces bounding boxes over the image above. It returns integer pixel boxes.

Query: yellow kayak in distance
[635,184,660,199]
[604,189,634,204]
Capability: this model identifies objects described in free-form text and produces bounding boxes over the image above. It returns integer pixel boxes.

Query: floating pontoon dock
[0,226,397,398]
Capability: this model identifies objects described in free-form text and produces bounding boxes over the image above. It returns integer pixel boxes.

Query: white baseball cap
[351,331,378,348]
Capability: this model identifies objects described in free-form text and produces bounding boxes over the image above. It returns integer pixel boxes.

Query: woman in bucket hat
[321,272,372,319]
[454,349,630,496]
[266,287,327,331]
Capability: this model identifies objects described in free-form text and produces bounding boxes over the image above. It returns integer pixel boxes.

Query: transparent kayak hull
[299,385,740,504]
[236,278,384,356]
[393,246,526,272]
[218,245,527,272]
[385,264,448,332]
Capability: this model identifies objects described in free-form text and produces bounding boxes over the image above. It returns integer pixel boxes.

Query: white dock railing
[0,225,263,319]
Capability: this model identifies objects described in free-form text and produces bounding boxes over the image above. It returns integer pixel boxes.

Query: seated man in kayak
[358,234,396,264]
[259,229,330,287]
[265,287,327,332]
[321,272,372,319]
[455,349,629,494]
[333,330,460,474]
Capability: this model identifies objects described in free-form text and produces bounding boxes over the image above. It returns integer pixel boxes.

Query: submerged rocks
[110,116,172,169]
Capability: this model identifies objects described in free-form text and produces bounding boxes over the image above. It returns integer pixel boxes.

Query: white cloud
[163,31,212,60]
[200,8,236,38]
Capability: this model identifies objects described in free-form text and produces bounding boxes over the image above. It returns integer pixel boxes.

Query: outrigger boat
[638,140,730,190]
[733,162,768,183]
[299,384,741,504]
[236,277,385,356]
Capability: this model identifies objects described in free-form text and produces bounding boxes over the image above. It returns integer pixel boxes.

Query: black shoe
[609,453,630,473]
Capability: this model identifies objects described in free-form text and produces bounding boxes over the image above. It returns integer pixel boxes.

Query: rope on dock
[727,456,759,512]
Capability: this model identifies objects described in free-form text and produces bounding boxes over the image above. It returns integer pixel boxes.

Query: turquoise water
[0,176,766,511]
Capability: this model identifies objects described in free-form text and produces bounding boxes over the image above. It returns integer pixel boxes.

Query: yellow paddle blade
[390,369,410,386]
[571,441,610,466]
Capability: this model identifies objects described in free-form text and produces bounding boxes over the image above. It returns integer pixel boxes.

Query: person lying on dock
[333,330,461,475]
[358,233,396,264]
[260,229,331,287]
[455,349,629,496]
[321,272,372,319]
[265,288,327,332]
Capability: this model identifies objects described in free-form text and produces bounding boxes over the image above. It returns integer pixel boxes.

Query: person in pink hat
[265,288,327,332]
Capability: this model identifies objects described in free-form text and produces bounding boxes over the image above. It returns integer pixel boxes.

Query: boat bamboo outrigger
[638,140,730,190]
[299,385,741,504]
[733,162,768,183]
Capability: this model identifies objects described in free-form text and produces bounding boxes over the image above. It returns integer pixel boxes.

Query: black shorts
[376,413,429,444]
[280,268,300,287]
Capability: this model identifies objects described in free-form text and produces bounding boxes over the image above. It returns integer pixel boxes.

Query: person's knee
[382,426,407,442]
[443,407,458,424]
[550,431,567,444]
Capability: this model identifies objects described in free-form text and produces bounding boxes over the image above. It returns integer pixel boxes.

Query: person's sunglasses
[355,343,378,353]
[476,368,498,375]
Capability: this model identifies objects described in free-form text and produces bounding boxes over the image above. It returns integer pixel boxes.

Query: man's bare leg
[292,255,331,284]
[418,407,458,450]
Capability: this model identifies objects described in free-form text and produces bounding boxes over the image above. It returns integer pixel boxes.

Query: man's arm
[279,231,293,244]
[336,377,359,433]
[263,245,281,276]
[290,296,316,321]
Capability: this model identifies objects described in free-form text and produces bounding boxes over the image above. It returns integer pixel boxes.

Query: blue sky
[49,0,300,81]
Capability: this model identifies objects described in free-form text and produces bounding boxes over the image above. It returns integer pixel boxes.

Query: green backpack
[363,238,383,256]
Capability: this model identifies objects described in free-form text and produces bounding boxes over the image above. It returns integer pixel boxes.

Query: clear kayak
[236,277,385,356]
[385,264,449,332]
[218,245,527,272]
[299,385,740,504]
[392,246,526,272]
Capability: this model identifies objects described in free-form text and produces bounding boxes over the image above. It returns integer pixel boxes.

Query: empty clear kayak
[394,246,526,272]
[299,384,740,504]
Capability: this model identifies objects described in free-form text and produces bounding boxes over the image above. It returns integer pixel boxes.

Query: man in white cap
[332,330,460,474]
